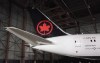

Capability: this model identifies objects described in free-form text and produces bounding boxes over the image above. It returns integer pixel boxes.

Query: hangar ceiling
[11,0,100,31]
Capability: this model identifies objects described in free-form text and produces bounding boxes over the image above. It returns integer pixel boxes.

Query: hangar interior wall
[66,14,100,34]
[0,0,35,60]
[0,0,62,62]
[0,0,100,63]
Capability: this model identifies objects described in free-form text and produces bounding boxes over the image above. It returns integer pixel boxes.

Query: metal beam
[43,51,45,63]
[0,20,6,48]
[94,18,97,33]
[75,21,81,34]
[32,49,37,63]
[20,9,27,63]
[44,6,60,12]
[83,0,97,33]
[50,53,53,63]
[62,0,81,34]
[21,41,25,63]
[57,0,80,32]
[4,0,12,63]
[0,20,1,27]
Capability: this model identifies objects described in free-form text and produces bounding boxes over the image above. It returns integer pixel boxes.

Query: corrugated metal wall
[0,0,35,61]
[0,0,62,63]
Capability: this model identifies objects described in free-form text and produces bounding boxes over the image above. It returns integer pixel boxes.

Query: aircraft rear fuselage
[44,34,100,60]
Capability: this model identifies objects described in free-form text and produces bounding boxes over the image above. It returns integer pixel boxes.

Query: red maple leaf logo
[39,23,50,32]
[37,20,53,35]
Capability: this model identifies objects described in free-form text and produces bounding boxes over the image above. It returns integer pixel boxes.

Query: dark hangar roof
[11,0,100,31]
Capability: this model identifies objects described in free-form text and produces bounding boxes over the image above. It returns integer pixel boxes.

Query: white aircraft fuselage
[33,34,100,60]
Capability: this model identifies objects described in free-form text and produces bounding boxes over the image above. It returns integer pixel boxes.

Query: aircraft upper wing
[5,27,53,46]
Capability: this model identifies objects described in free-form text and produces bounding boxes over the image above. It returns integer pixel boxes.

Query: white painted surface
[6,27,100,59]
[34,34,100,57]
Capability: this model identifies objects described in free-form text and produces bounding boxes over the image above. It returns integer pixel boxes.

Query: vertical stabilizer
[28,8,70,38]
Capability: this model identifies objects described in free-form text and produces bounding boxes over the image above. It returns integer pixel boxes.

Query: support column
[21,41,25,63]
[75,21,81,34]
[32,49,37,63]
[0,20,1,28]
[50,53,53,63]
[93,18,97,33]
[20,9,26,63]
[4,0,12,63]
[43,51,45,63]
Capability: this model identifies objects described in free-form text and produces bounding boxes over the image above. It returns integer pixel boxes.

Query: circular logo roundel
[37,20,53,35]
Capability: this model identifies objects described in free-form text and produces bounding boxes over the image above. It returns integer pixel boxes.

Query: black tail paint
[28,8,68,38]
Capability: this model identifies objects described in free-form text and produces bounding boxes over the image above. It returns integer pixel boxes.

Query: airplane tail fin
[28,8,70,38]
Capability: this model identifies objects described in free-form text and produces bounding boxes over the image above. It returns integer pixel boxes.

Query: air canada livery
[6,8,100,60]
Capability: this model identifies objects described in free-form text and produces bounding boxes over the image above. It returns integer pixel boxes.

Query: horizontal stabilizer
[5,27,53,46]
